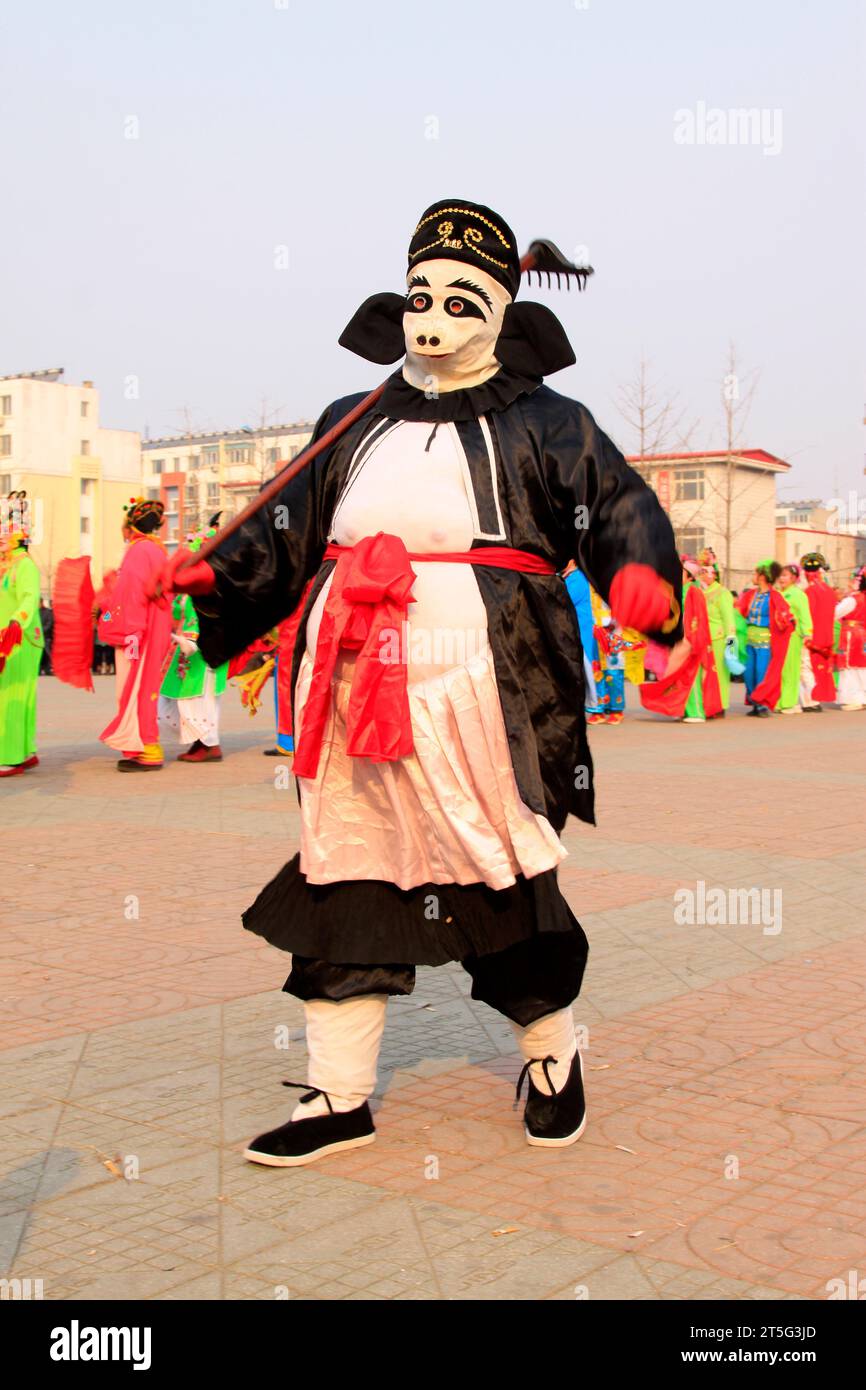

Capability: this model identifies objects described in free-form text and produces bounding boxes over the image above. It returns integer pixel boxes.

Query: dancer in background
[777,564,812,714]
[563,563,604,722]
[682,557,718,723]
[737,560,794,718]
[159,524,228,762]
[800,552,838,712]
[835,566,866,711]
[0,493,44,778]
[699,551,736,715]
[98,499,173,771]
[640,556,720,723]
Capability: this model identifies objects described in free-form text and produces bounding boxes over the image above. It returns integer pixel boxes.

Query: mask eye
[405,291,432,313]
[444,296,485,321]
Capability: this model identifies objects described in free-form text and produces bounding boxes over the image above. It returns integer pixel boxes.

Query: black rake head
[521,239,594,290]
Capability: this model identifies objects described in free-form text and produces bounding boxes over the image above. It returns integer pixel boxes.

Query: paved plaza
[1,676,865,1301]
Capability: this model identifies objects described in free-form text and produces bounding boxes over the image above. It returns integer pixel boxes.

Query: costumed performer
[736,560,794,717]
[835,566,866,710]
[800,552,838,711]
[165,198,685,1166]
[159,521,228,762]
[776,564,812,714]
[98,499,173,770]
[0,492,44,778]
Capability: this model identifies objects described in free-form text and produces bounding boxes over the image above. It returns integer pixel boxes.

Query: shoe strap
[281,1079,334,1114]
[514,1054,557,1106]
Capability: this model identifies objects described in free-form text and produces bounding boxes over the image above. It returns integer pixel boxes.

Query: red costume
[804,574,838,702]
[639,579,721,719]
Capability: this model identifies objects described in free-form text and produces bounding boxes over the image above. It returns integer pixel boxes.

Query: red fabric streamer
[51,557,95,692]
[639,583,721,719]
[227,634,276,680]
[293,534,557,780]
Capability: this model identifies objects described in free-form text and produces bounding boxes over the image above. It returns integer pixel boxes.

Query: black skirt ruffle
[242,854,580,966]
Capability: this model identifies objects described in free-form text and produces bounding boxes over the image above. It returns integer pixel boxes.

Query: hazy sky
[3,0,863,500]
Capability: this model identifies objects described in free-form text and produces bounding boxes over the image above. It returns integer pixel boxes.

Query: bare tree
[614,356,700,467]
[669,343,767,586]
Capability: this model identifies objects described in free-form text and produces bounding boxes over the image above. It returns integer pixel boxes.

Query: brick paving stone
[1,679,864,1298]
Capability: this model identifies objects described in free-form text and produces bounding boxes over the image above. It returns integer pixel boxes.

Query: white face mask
[401,259,511,393]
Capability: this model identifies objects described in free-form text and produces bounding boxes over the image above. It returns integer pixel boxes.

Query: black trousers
[284,927,588,1028]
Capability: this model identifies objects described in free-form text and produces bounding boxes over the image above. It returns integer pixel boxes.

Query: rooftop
[627,448,790,471]
[143,423,314,448]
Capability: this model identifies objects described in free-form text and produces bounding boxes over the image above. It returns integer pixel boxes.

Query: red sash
[292,533,555,779]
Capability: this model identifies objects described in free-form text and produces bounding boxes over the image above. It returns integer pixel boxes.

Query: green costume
[160,594,227,700]
[778,584,812,710]
[683,579,705,719]
[703,580,736,711]
[734,607,748,666]
[0,543,44,768]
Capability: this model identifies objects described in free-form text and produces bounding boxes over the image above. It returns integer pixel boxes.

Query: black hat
[407,199,521,298]
[801,552,828,572]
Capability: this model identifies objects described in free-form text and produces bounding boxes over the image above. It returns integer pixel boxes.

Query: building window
[80,440,90,456]
[80,478,94,496]
[0,473,11,493]
[676,527,705,554]
[202,448,219,468]
[227,445,252,463]
[674,468,704,501]
[206,483,220,503]
[266,447,280,465]
[81,400,89,418]
[80,516,91,534]
[152,459,164,474]
[146,488,160,501]
[1,396,11,415]
[0,436,11,457]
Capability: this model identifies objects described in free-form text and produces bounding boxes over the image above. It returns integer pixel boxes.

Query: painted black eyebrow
[447,277,493,311]
[408,273,430,288]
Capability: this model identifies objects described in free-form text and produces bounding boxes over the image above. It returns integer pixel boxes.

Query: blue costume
[745,591,772,708]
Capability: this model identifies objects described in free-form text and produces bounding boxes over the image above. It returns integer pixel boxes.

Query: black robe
[194,370,682,967]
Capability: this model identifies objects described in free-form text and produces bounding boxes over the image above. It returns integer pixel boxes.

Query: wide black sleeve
[549,399,683,646]
[194,397,356,667]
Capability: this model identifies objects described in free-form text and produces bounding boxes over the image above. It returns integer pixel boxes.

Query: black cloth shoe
[517,1050,586,1148]
[243,1084,375,1167]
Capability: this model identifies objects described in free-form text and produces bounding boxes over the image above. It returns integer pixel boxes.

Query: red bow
[293,533,417,779]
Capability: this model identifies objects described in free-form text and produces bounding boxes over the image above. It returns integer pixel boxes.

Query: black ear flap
[338,292,406,364]
[495,301,576,377]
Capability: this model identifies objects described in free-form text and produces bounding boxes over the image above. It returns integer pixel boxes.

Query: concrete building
[140,422,314,551]
[0,368,140,593]
[628,448,791,588]
[775,499,866,582]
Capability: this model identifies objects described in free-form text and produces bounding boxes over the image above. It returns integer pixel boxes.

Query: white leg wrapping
[292,995,388,1118]
[799,646,818,707]
[838,668,866,707]
[511,1007,577,1094]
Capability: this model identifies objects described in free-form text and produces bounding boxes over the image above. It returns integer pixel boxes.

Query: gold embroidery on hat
[410,205,512,273]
